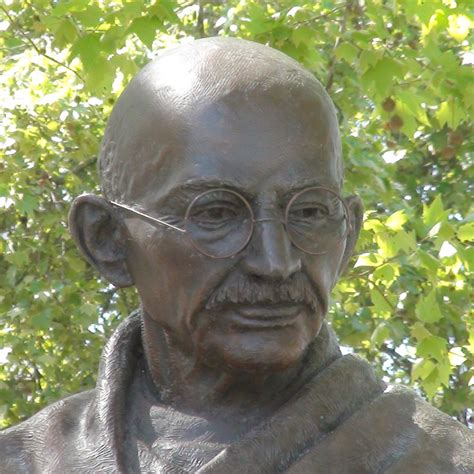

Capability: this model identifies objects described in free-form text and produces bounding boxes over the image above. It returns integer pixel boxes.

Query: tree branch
[381,343,413,373]
[196,0,205,38]
[325,2,351,93]
[51,157,96,185]
[0,6,84,82]
[293,6,344,27]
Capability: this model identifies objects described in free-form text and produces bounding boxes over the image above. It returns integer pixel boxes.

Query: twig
[196,0,205,38]
[457,409,469,427]
[100,287,118,319]
[368,276,397,311]
[0,5,84,82]
[293,6,344,27]
[51,157,96,185]
[381,343,413,372]
[326,2,351,92]
[32,365,43,392]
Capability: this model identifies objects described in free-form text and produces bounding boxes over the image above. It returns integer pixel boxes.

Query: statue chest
[127,382,248,473]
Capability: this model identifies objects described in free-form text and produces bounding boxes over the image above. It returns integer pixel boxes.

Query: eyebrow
[161,178,254,203]
[160,177,341,205]
[281,178,340,195]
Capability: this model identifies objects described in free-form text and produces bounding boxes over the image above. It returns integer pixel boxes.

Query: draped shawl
[1,311,472,473]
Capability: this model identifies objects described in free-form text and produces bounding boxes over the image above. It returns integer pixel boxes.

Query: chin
[194,320,318,375]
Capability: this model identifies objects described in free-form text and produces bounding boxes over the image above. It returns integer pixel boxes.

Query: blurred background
[0,0,472,428]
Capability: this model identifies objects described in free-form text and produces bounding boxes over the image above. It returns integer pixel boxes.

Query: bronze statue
[1,37,472,473]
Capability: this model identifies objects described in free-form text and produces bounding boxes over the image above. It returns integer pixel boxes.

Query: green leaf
[458,222,474,242]
[458,247,474,271]
[394,230,417,254]
[127,16,162,48]
[53,19,77,49]
[422,195,448,228]
[354,253,385,267]
[51,0,89,16]
[31,309,53,330]
[364,218,385,232]
[335,43,359,63]
[358,50,380,73]
[373,263,397,285]
[292,27,314,47]
[70,34,101,70]
[395,101,419,138]
[415,289,443,323]
[411,322,432,341]
[4,251,29,268]
[375,233,398,259]
[436,358,452,387]
[417,250,440,273]
[17,194,38,215]
[417,335,447,362]
[73,5,104,28]
[421,370,441,399]
[361,57,405,96]
[385,210,408,231]
[412,358,436,381]
[370,322,391,347]
[436,100,467,129]
[370,288,393,314]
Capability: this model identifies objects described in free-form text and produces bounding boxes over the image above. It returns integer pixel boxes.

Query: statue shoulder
[378,385,474,473]
[285,382,473,474]
[0,389,95,473]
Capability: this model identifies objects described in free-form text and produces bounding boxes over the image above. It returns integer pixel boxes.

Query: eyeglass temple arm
[109,201,186,233]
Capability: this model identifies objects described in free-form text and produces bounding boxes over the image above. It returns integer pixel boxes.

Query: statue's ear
[338,195,364,276]
[68,194,134,287]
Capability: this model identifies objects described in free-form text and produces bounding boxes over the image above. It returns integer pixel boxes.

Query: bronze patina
[1,37,472,473]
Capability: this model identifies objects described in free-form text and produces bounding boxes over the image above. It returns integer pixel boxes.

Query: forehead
[117,86,342,204]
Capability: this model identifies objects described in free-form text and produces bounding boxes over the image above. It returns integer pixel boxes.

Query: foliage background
[0,0,472,429]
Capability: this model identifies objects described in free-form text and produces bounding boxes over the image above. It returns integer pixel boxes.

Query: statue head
[69,37,363,375]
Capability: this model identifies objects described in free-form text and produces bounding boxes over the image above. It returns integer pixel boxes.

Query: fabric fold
[198,354,386,474]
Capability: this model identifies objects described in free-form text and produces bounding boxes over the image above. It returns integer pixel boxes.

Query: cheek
[304,242,346,306]
[126,223,235,339]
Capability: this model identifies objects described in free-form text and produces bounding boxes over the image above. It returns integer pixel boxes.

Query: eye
[190,204,240,225]
[290,204,328,221]
[193,206,237,221]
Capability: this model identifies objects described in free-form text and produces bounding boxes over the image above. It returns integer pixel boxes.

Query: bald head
[99,37,343,201]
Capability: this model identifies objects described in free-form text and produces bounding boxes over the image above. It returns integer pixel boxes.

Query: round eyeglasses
[110,187,351,259]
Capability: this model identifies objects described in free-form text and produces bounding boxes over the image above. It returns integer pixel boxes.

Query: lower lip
[228,304,303,329]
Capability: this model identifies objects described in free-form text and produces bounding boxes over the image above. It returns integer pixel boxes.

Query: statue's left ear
[338,195,364,276]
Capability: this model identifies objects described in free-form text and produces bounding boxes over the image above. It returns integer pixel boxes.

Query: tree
[0,0,472,428]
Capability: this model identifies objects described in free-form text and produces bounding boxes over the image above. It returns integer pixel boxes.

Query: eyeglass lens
[184,188,347,258]
[286,187,348,255]
[185,189,254,258]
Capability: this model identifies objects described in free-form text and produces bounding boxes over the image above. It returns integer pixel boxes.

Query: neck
[140,310,314,420]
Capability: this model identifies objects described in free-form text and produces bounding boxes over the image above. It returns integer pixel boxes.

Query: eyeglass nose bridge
[249,215,295,253]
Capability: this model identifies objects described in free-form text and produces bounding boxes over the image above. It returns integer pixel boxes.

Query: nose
[241,218,302,280]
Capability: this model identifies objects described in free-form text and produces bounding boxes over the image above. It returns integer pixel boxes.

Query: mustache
[204,273,320,313]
